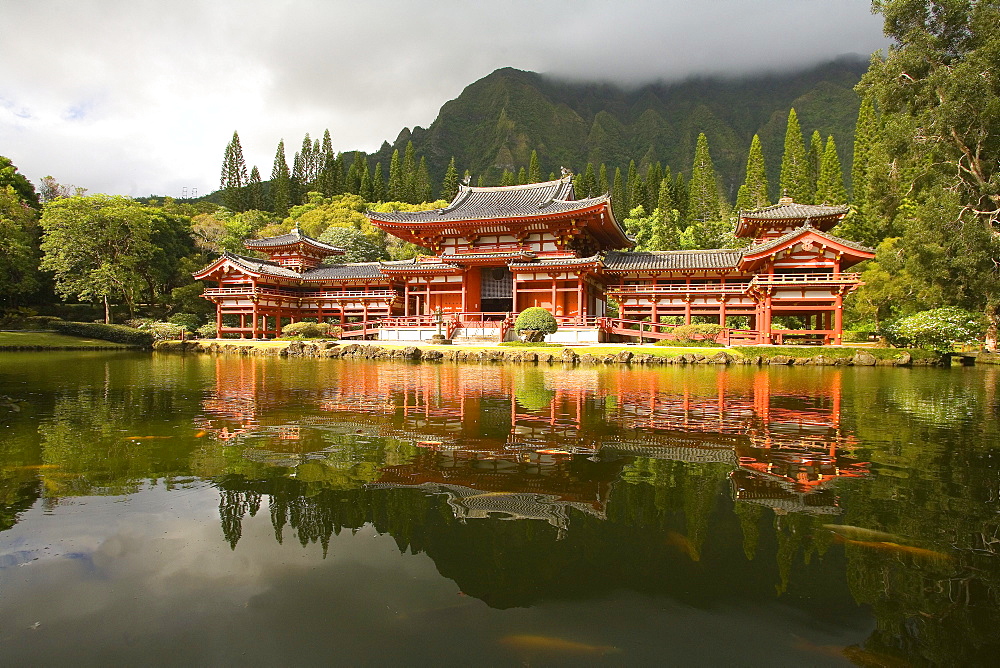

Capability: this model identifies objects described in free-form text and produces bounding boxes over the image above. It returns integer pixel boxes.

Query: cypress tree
[517,166,527,185]
[415,157,432,203]
[298,133,314,187]
[673,172,688,222]
[657,175,675,214]
[611,167,625,220]
[528,150,541,183]
[650,208,681,251]
[598,164,610,195]
[815,136,847,204]
[687,133,721,224]
[402,141,417,203]
[807,130,823,203]
[387,149,403,201]
[372,162,385,202]
[441,157,459,201]
[851,95,878,202]
[247,166,264,211]
[646,162,662,213]
[548,172,557,180]
[359,164,374,202]
[779,108,810,202]
[500,169,515,186]
[738,134,769,211]
[347,152,367,195]
[629,172,645,215]
[221,131,248,212]
[576,163,595,198]
[625,160,639,212]
[290,150,303,204]
[270,139,291,218]
[476,174,486,187]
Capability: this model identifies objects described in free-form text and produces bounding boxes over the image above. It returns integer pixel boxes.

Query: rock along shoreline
[154,340,948,367]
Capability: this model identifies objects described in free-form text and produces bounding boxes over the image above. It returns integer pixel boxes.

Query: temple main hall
[194,174,874,344]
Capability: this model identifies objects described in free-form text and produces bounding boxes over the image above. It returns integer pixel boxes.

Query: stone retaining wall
[154,340,942,367]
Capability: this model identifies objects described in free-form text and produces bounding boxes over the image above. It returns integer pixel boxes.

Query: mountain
[368,56,868,199]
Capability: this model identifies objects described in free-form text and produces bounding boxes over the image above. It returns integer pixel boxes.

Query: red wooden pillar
[215,303,222,338]
[576,274,584,320]
[834,293,844,344]
[550,277,557,315]
[511,275,519,314]
[762,293,773,344]
[719,298,727,328]
[684,298,692,325]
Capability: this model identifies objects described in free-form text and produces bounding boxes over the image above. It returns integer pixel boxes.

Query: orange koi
[2,464,59,471]
[124,436,172,440]
[841,537,951,562]
[194,430,207,438]
[500,634,620,656]
[665,531,700,561]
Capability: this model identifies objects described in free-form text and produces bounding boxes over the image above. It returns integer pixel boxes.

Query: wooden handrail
[750,273,861,284]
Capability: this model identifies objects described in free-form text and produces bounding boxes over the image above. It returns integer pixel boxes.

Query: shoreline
[153,339,959,367]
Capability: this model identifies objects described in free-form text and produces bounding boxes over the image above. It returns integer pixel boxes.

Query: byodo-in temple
[194,174,875,344]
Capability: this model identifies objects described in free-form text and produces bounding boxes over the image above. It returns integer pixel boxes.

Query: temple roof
[743,224,875,258]
[300,262,387,281]
[736,199,849,237]
[508,255,603,270]
[243,229,343,255]
[368,177,598,223]
[603,249,743,272]
[219,252,302,279]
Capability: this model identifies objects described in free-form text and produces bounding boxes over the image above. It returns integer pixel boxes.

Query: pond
[1,352,998,665]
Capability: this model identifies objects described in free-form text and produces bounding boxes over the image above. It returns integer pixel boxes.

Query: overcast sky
[0,0,888,198]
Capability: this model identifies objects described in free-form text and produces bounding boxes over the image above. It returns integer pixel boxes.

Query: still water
[0,351,998,665]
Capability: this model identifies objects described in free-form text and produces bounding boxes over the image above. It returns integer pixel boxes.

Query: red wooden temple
[194,175,874,344]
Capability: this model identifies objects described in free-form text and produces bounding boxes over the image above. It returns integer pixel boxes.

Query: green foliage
[624,205,680,251]
[317,226,389,263]
[51,320,153,346]
[0,186,40,306]
[270,140,291,218]
[279,321,342,338]
[498,341,563,348]
[815,136,847,204]
[513,307,558,337]
[196,322,218,338]
[807,130,823,202]
[779,109,810,202]
[737,134,769,211]
[884,307,987,352]
[0,155,40,210]
[672,323,723,342]
[441,157,459,202]
[167,312,202,332]
[687,133,722,224]
[221,131,248,212]
[653,338,722,348]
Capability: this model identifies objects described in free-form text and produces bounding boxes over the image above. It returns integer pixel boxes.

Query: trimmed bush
[196,323,218,339]
[51,321,153,346]
[147,322,187,341]
[514,308,558,342]
[167,313,202,332]
[672,323,723,342]
[280,321,342,339]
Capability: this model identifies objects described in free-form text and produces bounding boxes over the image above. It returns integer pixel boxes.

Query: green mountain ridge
[370,56,868,199]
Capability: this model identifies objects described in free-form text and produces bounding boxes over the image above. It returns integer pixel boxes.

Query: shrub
[884,307,987,352]
[514,308,558,342]
[147,322,187,341]
[167,313,202,332]
[672,323,723,342]
[51,321,153,346]
[196,323,218,339]
[653,339,721,348]
[280,321,342,339]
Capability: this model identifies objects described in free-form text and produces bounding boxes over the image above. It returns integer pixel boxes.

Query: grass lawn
[0,331,138,349]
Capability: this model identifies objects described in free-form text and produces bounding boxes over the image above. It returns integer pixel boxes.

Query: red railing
[204,287,398,301]
[607,283,751,296]
[750,273,861,285]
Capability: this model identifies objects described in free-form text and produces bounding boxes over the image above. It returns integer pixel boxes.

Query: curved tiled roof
[744,224,875,257]
[741,202,849,221]
[222,252,302,279]
[603,250,743,272]
[301,262,387,281]
[378,258,460,273]
[244,229,343,254]
[367,177,609,224]
[508,255,602,269]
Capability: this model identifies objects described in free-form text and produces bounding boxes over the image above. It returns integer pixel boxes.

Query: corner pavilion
[194,175,874,344]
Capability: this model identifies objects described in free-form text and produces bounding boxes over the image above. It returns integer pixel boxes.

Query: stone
[536,352,554,364]
[401,346,420,360]
[896,351,912,366]
[709,351,733,364]
[579,353,597,365]
[614,351,633,364]
[768,355,794,365]
[852,351,877,366]
[421,349,443,361]
[560,349,579,363]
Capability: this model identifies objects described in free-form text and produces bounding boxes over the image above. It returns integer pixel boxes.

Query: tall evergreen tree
[247,166,264,211]
[347,152,366,195]
[371,162,385,202]
[611,167,626,220]
[290,150,304,205]
[441,157,459,202]
[415,157,432,203]
[851,95,878,203]
[500,169,515,187]
[779,109,810,202]
[359,163,374,202]
[737,134,770,211]
[625,160,639,212]
[646,162,663,213]
[517,166,528,185]
[657,175,675,214]
[807,130,824,203]
[528,150,541,183]
[815,136,847,204]
[401,141,417,203]
[220,131,248,212]
[270,139,291,218]
[629,172,645,216]
[673,172,688,222]
[598,164,610,196]
[387,149,403,201]
[581,163,597,198]
[687,133,721,224]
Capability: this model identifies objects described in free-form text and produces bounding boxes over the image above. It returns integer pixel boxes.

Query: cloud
[0,0,888,196]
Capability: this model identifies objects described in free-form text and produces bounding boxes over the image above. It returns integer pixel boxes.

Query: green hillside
[368,56,867,198]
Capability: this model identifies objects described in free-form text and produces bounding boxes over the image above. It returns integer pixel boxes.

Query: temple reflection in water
[198,358,867,531]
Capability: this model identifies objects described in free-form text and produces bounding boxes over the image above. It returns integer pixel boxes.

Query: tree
[220,131,248,212]
[317,226,390,263]
[247,166,264,211]
[815,136,847,204]
[851,94,878,204]
[414,157,432,203]
[513,307,558,341]
[779,109,810,202]
[807,130,824,203]
[687,133,721,224]
[0,186,40,306]
[611,167,625,220]
[0,156,40,209]
[528,150,541,183]
[598,164,610,196]
[736,134,770,211]
[517,166,528,185]
[387,149,404,201]
[371,162,386,202]
[401,141,417,203]
[626,160,639,212]
[40,195,160,322]
[860,0,1000,348]
[270,140,291,219]
[441,157,459,202]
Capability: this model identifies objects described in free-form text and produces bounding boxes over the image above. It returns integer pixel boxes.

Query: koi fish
[665,531,700,561]
[823,524,903,543]
[462,491,515,501]
[536,449,571,455]
[2,464,59,471]
[499,634,620,656]
[194,430,207,438]
[841,537,951,562]
[124,436,172,440]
